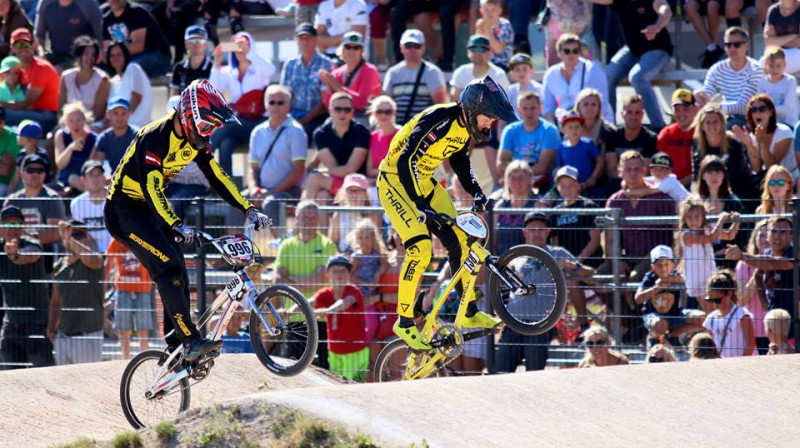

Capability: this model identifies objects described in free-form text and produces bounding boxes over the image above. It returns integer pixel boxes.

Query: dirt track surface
[234,354,800,447]
[0,354,345,448]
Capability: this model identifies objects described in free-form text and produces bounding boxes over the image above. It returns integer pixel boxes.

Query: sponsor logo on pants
[382,186,413,227]
[128,232,170,262]
[174,313,192,336]
[403,259,420,281]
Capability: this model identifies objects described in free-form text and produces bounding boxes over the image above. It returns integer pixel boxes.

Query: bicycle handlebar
[174,223,256,249]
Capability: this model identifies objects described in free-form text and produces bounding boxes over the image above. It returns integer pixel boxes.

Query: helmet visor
[196,118,219,137]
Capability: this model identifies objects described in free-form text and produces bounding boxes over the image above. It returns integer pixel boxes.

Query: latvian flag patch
[427,132,437,142]
[145,152,162,167]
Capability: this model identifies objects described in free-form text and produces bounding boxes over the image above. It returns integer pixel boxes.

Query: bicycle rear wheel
[487,244,567,336]
[120,349,191,429]
[249,285,319,377]
[373,338,448,382]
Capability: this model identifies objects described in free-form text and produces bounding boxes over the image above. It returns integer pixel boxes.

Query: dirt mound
[0,354,346,448]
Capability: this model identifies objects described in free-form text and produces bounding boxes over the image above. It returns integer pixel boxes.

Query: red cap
[10,28,32,44]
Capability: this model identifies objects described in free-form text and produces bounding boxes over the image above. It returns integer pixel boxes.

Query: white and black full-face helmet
[459,75,518,143]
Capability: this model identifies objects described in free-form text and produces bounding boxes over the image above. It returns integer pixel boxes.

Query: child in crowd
[7,120,49,192]
[634,245,705,345]
[677,198,740,313]
[556,110,602,189]
[764,308,794,355]
[735,219,770,353]
[309,255,368,382]
[328,173,372,253]
[627,152,690,206]
[757,48,798,126]
[106,238,154,359]
[506,53,542,112]
[475,0,514,70]
[756,164,794,215]
[348,218,389,356]
[0,55,26,104]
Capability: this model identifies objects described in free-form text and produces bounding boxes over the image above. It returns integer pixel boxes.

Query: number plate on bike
[219,235,254,265]
[225,273,245,299]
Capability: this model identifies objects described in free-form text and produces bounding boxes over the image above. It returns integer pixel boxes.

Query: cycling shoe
[463,311,502,329]
[393,320,432,350]
[183,338,224,361]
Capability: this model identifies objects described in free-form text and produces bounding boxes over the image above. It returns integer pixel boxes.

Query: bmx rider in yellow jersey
[104,80,272,360]
[377,76,518,350]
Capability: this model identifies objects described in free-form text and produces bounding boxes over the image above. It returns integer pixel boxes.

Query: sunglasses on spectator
[704,295,724,304]
[750,105,769,113]
[724,41,746,48]
[468,46,489,53]
[648,356,665,363]
[769,179,787,187]
[24,167,46,174]
[403,43,422,50]
[268,100,286,106]
[186,39,206,45]
[71,231,87,239]
[375,109,394,115]
[584,339,606,347]
[12,41,31,50]
[333,106,353,114]
[343,45,362,51]
[561,47,580,55]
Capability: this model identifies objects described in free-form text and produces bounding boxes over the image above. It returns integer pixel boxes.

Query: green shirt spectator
[0,120,20,193]
[0,56,26,104]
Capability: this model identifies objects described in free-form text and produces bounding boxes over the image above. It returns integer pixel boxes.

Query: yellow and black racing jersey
[107,111,254,227]
[379,103,481,203]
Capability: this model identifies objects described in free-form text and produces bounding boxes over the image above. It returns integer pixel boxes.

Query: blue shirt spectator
[557,137,601,183]
[499,94,560,181]
[94,97,136,172]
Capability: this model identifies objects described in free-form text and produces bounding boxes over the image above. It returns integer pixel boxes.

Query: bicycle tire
[120,349,191,429]
[249,284,319,377]
[373,338,447,382]
[487,244,567,336]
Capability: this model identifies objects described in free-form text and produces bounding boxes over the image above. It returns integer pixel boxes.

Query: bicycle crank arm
[462,328,501,341]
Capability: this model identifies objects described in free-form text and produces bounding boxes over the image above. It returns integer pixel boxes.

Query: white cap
[555,165,579,182]
[400,29,425,45]
[650,245,674,263]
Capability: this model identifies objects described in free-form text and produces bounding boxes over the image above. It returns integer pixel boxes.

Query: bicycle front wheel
[488,244,567,336]
[373,338,447,382]
[249,285,319,377]
[120,349,191,429]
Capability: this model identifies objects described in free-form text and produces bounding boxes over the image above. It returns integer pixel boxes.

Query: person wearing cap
[3,152,65,246]
[102,0,171,78]
[319,31,381,115]
[450,34,509,100]
[382,28,447,123]
[314,0,368,60]
[498,90,560,185]
[2,28,59,133]
[0,55,26,104]
[34,0,102,70]
[308,254,368,382]
[7,119,48,192]
[495,210,595,372]
[0,204,54,369]
[585,0,672,131]
[603,93,657,191]
[635,245,704,345]
[541,33,613,125]
[210,31,275,175]
[0,0,32,60]
[506,53,542,118]
[281,22,333,141]
[94,96,135,172]
[655,88,697,187]
[59,36,110,125]
[475,0,514,70]
[169,25,212,98]
[388,0,464,71]
[557,110,602,188]
[105,41,152,129]
[70,160,111,252]
[0,105,17,196]
[47,218,105,365]
[625,151,689,206]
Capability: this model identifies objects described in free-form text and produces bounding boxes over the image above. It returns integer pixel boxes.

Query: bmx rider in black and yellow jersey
[378,76,518,350]
[104,80,272,360]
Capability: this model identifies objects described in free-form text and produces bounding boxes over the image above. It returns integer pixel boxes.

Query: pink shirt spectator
[369,127,397,170]
[323,61,381,112]
[735,261,767,339]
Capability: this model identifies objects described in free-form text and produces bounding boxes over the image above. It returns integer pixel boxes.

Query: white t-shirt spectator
[748,122,797,181]
[450,63,509,91]
[507,80,543,112]
[542,58,614,122]
[703,305,752,358]
[110,62,152,128]
[757,74,799,125]
[645,173,689,206]
[249,116,308,189]
[703,57,763,117]
[70,193,112,252]
[315,0,369,56]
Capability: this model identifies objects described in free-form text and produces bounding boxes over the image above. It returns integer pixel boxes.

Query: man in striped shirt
[696,27,763,129]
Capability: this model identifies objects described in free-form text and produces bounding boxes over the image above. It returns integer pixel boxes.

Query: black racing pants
[105,199,200,347]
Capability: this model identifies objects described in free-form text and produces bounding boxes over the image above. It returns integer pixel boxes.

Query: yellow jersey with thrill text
[379,103,481,202]
[107,111,253,227]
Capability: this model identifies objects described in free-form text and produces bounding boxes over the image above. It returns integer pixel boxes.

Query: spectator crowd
[0,0,798,379]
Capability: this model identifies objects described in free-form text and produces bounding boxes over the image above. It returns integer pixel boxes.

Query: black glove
[173,222,196,245]
[246,208,272,231]
[415,199,446,230]
[472,192,489,213]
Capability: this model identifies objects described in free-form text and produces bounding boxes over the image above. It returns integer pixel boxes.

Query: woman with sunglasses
[106,41,151,129]
[702,269,756,357]
[320,31,381,118]
[577,326,628,367]
[645,343,676,363]
[59,36,109,128]
[542,33,612,125]
[732,94,797,183]
[365,95,399,179]
[756,164,794,216]
[692,106,760,207]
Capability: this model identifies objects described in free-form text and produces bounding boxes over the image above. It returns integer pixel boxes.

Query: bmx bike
[373,211,567,381]
[119,223,318,428]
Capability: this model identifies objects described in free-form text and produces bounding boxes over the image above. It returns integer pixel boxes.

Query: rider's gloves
[246,208,273,231]
[472,192,489,213]
[415,199,445,230]
[173,222,196,245]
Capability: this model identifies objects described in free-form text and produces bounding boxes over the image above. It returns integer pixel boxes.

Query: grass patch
[271,408,378,448]
[154,421,176,440]
[51,438,98,448]
[110,431,143,448]
[183,405,254,448]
